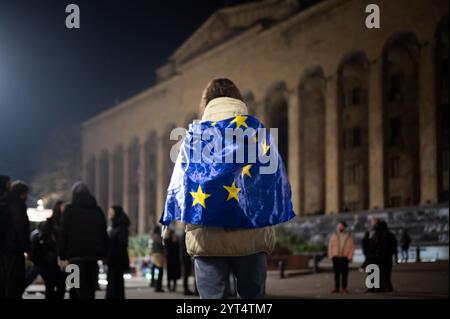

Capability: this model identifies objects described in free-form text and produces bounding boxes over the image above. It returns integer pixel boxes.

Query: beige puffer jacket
[185,97,276,257]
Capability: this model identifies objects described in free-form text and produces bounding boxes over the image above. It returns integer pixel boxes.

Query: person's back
[161,78,295,299]
[58,182,107,299]
[59,188,107,261]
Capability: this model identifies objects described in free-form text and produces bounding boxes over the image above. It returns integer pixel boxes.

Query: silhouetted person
[400,229,411,263]
[164,229,181,292]
[378,221,397,292]
[328,221,355,293]
[0,180,30,299]
[105,206,130,299]
[29,200,66,299]
[180,232,195,296]
[150,226,165,292]
[58,182,107,299]
[361,231,370,269]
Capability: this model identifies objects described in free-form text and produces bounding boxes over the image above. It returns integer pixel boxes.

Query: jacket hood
[71,182,97,208]
[202,97,248,122]
[112,206,130,228]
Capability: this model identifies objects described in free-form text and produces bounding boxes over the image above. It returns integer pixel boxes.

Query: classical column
[94,155,101,202]
[108,151,114,210]
[138,142,148,234]
[368,58,385,209]
[419,41,438,204]
[288,90,301,215]
[325,75,340,214]
[155,136,166,221]
[122,145,130,214]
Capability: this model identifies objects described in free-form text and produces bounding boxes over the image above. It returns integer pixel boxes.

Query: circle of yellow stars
[190,115,270,209]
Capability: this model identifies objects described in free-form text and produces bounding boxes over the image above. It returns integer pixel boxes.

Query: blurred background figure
[400,229,411,263]
[378,221,398,292]
[58,182,107,299]
[164,228,181,292]
[360,231,371,271]
[105,206,130,299]
[0,180,30,299]
[328,221,355,294]
[180,232,195,296]
[28,200,66,299]
[150,226,165,293]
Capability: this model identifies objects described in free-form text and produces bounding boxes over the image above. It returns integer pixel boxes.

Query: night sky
[0,0,255,182]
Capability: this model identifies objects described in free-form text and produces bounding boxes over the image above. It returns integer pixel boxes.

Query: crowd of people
[0,175,198,300]
[148,227,196,296]
[0,177,127,299]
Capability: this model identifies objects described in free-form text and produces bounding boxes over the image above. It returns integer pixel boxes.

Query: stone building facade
[81,0,449,235]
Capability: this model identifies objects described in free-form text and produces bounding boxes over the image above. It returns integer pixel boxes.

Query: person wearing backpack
[0,180,31,299]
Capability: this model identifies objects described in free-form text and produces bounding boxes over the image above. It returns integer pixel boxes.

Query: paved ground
[24,261,448,299]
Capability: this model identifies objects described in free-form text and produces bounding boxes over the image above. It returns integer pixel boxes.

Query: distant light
[27,208,52,222]
[123,274,132,280]
[98,279,108,286]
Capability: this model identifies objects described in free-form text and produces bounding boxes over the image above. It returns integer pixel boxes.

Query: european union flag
[161,115,295,229]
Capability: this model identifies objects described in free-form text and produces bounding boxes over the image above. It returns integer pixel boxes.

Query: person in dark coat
[28,200,66,299]
[105,206,130,299]
[378,221,397,292]
[58,182,108,299]
[366,219,383,293]
[360,231,371,270]
[150,226,165,292]
[180,232,195,296]
[164,229,181,292]
[400,229,411,263]
[0,180,30,299]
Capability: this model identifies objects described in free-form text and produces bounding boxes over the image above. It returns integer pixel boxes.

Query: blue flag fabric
[161,115,295,229]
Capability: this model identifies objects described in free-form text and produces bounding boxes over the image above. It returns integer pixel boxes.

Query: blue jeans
[194,252,267,299]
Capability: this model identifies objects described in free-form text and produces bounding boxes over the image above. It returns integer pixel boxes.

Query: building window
[389,117,402,147]
[389,196,402,207]
[389,156,400,178]
[352,127,361,147]
[389,74,402,102]
[346,163,361,185]
[351,87,362,106]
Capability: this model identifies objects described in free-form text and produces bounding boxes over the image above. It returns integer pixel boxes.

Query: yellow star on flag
[223,180,241,202]
[211,121,217,127]
[190,185,211,208]
[241,164,253,178]
[261,140,270,155]
[230,115,248,129]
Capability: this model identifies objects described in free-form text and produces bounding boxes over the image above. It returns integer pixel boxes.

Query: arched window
[265,82,289,172]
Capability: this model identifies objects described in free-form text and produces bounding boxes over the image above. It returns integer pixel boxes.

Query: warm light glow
[27,208,52,222]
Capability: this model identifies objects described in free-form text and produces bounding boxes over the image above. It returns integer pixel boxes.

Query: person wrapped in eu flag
[161,78,295,299]
[161,112,295,229]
